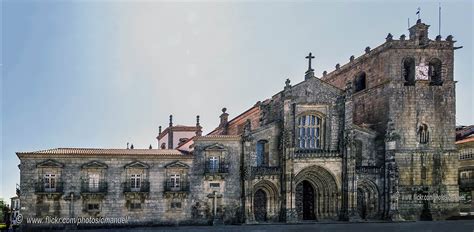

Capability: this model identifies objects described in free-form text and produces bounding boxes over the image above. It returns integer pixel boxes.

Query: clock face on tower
[416,63,429,80]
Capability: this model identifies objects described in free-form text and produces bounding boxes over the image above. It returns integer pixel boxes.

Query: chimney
[159,126,162,135]
[127,142,129,149]
[196,115,202,136]
[168,114,174,149]
[130,144,134,149]
[219,108,229,135]
[149,144,152,149]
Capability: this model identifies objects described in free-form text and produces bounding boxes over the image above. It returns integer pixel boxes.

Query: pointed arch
[357,179,380,219]
[294,165,340,220]
[252,180,279,222]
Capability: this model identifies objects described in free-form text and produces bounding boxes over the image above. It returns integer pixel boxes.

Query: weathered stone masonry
[17,19,461,227]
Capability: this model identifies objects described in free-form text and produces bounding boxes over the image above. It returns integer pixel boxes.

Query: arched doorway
[357,179,380,219]
[296,180,316,220]
[254,189,267,222]
[294,166,340,221]
[357,188,368,219]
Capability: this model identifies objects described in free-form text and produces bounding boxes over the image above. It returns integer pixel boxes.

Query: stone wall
[19,154,194,226]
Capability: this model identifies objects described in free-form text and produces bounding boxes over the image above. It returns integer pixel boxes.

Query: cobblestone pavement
[70,220,474,232]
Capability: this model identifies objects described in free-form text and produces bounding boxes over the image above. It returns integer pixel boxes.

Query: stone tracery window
[418,123,429,144]
[297,114,323,149]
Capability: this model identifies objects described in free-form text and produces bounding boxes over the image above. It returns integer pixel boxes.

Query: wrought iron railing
[81,180,108,193]
[460,178,474,188]
[163,180,190,192]
[204,161,230,174]
[35,180,64,193]
[123,181,150,193]
[294,150,341,159]
[251,166,281,177]
[356,166,382,175]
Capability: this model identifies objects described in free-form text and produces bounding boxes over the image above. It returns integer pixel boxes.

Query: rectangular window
[210,183,220,188]
[170,202,182,209]
[44,174,56,191]
[209,156,219,172]
[87,203,100,211]
[131,174,141,191]
[89,173,99,191]
[130,202,141,210]
[170,174,180,190]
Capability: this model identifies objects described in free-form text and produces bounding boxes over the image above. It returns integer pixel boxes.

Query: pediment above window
[82,161,108,169]
[124,161,149,169]
[204,143,226,151]
[36,159,64,168]
[165,160,189,169]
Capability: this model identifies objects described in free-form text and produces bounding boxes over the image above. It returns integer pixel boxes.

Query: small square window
[210,183,220,188]
[171,202,182,209]
[130,202,141,210]
[87,203,100,211]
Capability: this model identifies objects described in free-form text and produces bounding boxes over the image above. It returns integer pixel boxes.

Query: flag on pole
[416,7,420,15]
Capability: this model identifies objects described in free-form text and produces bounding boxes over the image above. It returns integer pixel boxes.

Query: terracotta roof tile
[17,148,186,156]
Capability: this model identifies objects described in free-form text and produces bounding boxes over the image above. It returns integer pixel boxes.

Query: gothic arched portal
[252,180,279,222]
[294,165,340,221]
[357,179,380,219]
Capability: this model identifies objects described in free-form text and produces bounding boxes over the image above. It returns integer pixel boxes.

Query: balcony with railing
[35,180,64,195]
[251,166,281,178]
[123,181,150,193]
[204,161,230,174]
[164,180,190,192]
[81,180,108,195]
[163,180,190,198]
[460,178,474,189]
[204,160,229,180]
[293,149,341,159]
[356,166,382,175]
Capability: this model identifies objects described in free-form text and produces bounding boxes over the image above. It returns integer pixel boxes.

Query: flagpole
[439,3,442,36]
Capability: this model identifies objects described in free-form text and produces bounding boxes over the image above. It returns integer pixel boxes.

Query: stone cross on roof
[305,52,315,71]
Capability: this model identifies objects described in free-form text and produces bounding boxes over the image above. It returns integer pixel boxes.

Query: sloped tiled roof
[456,135,474,145]
[17,148,186,156]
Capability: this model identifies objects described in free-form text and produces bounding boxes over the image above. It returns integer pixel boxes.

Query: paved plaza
[66,220,474,232]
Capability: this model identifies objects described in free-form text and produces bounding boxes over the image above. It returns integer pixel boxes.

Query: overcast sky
[2,0,472,199]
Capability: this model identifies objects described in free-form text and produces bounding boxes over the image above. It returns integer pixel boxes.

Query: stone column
[385,119,403,221]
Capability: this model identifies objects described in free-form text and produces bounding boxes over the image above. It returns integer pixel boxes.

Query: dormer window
[297,114,323,149]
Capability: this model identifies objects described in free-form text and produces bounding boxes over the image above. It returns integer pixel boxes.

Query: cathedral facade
[17,20,460,227]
